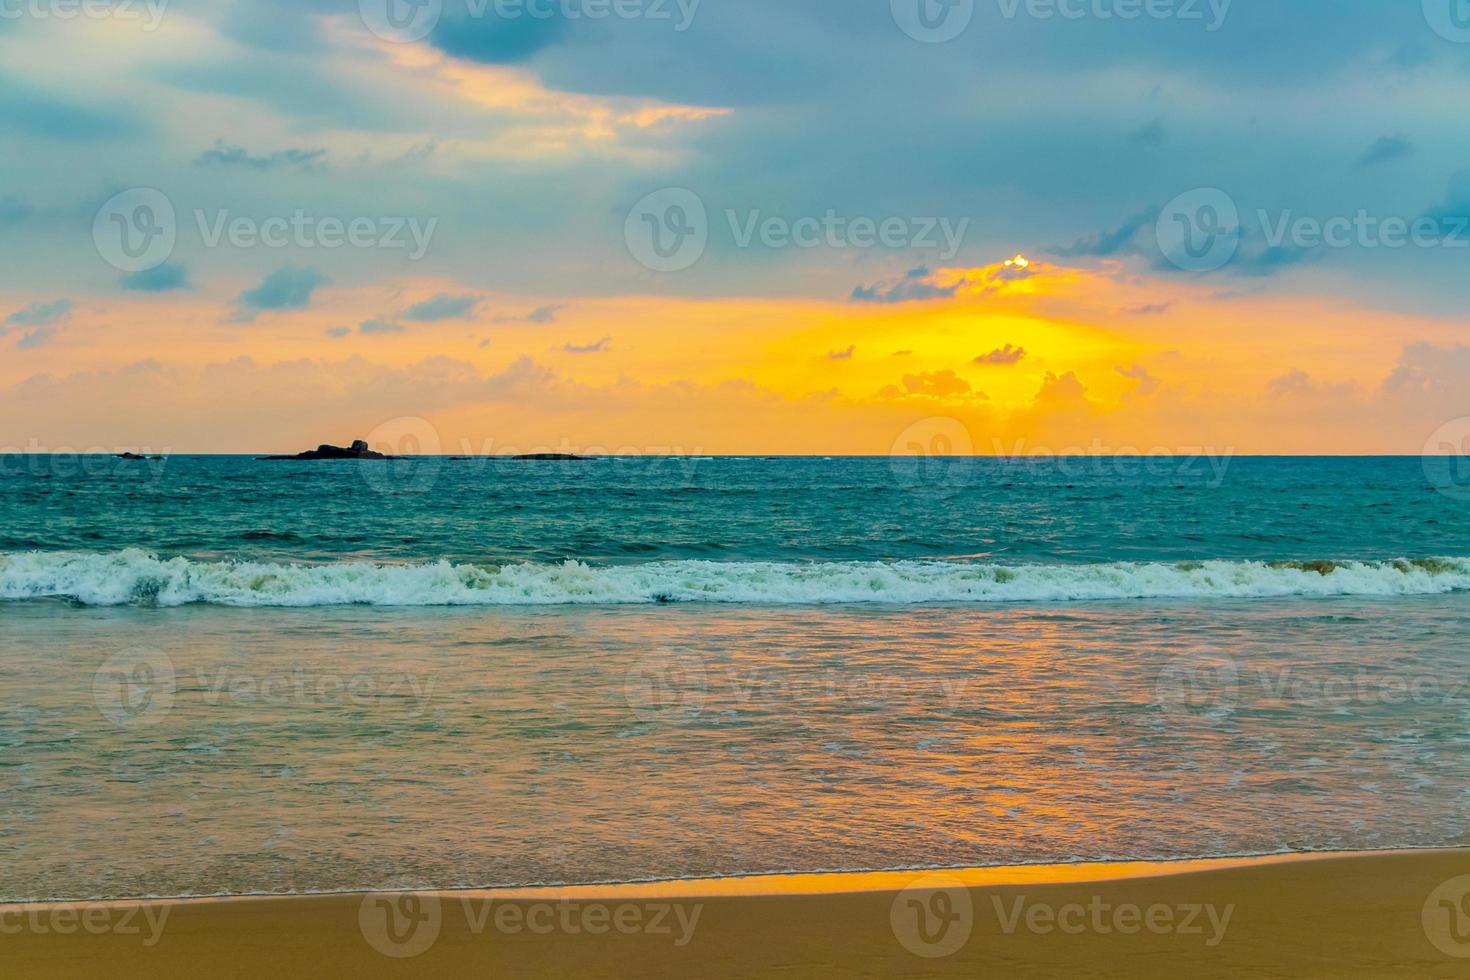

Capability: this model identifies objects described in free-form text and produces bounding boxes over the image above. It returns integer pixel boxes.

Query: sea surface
[2,455,1469,901]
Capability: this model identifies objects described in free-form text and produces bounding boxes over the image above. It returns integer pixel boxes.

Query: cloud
[1055,208,1159,258]
[401,293,480,322]
[325,326,351,338]
[1128,302,1172,315]
[975,344,1026,366]
[1266,369,1315,399]
[429,6,574,64]
[231,267,326,322]
[851,267,963,303]
[0,74,139,140]
[120,263,189,292]
[564,336,611,353]
[827,345,856,361]
[194,140,327,171]
[1421,171,1470,234]
[1356,136,1411,168]
[493,304,565,323]
[1126,118,1165,146]
[1116,363,1161,396]
[897,370,975,399]
[0,193,33,225]
[5,299,73,328]
[15,326,59,350]
[359,316,405,334]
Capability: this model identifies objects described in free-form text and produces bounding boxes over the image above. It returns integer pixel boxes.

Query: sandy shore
[6,849,1470,978]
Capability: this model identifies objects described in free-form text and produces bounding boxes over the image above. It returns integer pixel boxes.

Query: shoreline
[4,845,1457,906]
[7,848,1470,977]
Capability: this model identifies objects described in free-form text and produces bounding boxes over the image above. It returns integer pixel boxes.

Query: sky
[2,0,1470,454]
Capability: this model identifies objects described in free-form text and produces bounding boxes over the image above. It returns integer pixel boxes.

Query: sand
[5,849,1470,978]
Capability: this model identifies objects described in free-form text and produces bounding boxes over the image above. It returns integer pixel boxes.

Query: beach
[6,849,1470,977]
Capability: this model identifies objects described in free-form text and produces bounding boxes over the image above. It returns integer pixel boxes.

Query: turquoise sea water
[2,456,1469,900]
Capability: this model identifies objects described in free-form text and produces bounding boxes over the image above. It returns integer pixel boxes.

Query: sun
[1004,254,1031,269]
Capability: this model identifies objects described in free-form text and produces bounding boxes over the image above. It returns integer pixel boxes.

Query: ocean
[3,455,1469,901]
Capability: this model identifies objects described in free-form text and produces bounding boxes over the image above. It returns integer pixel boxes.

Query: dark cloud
[1356,136,1411,168]
[0,193,33,225]
[975,344,1026,366]
[1055,208,1159,258]
[493,304,565,323]
[851,267,963,303]
[194,141,327,171]
[15,326,59,350]
[401,293,480,322]
[120,263,189,292]
[895,370,974,399]
[564,336,611,353]
[231,267,326,322]
[6,299,72,327]
[1116,363,1161,396]
[0,74,140,141]
[1127,119,1166,146]
[430,3,574,64]
[359,317,405,334]
[826,345,855,361]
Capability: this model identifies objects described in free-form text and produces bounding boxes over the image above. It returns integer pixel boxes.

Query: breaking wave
[3,550,1470,608]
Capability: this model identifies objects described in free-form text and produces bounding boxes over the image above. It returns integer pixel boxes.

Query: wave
[2,550,1469,608]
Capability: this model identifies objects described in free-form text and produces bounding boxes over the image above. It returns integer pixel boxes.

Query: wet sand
[5,849,1469,978]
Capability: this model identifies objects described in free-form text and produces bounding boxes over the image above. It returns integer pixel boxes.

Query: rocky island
[259,440,402,461]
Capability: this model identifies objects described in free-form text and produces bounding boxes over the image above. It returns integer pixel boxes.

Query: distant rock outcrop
[116,452,164,461]
[511,453,592,461]
[259,439,401,461]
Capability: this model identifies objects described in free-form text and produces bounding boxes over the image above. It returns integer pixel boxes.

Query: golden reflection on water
[2,597,1466,901]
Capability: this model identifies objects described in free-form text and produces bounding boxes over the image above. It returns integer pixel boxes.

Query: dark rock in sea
[116,452,164,461]
[259,439,402,461]
[511,453,592,461]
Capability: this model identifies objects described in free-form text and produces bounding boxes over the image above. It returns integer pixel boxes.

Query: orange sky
[4,256,1465,455]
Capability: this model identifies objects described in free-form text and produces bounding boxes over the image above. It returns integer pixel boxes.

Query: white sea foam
[2,550,1469,607]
